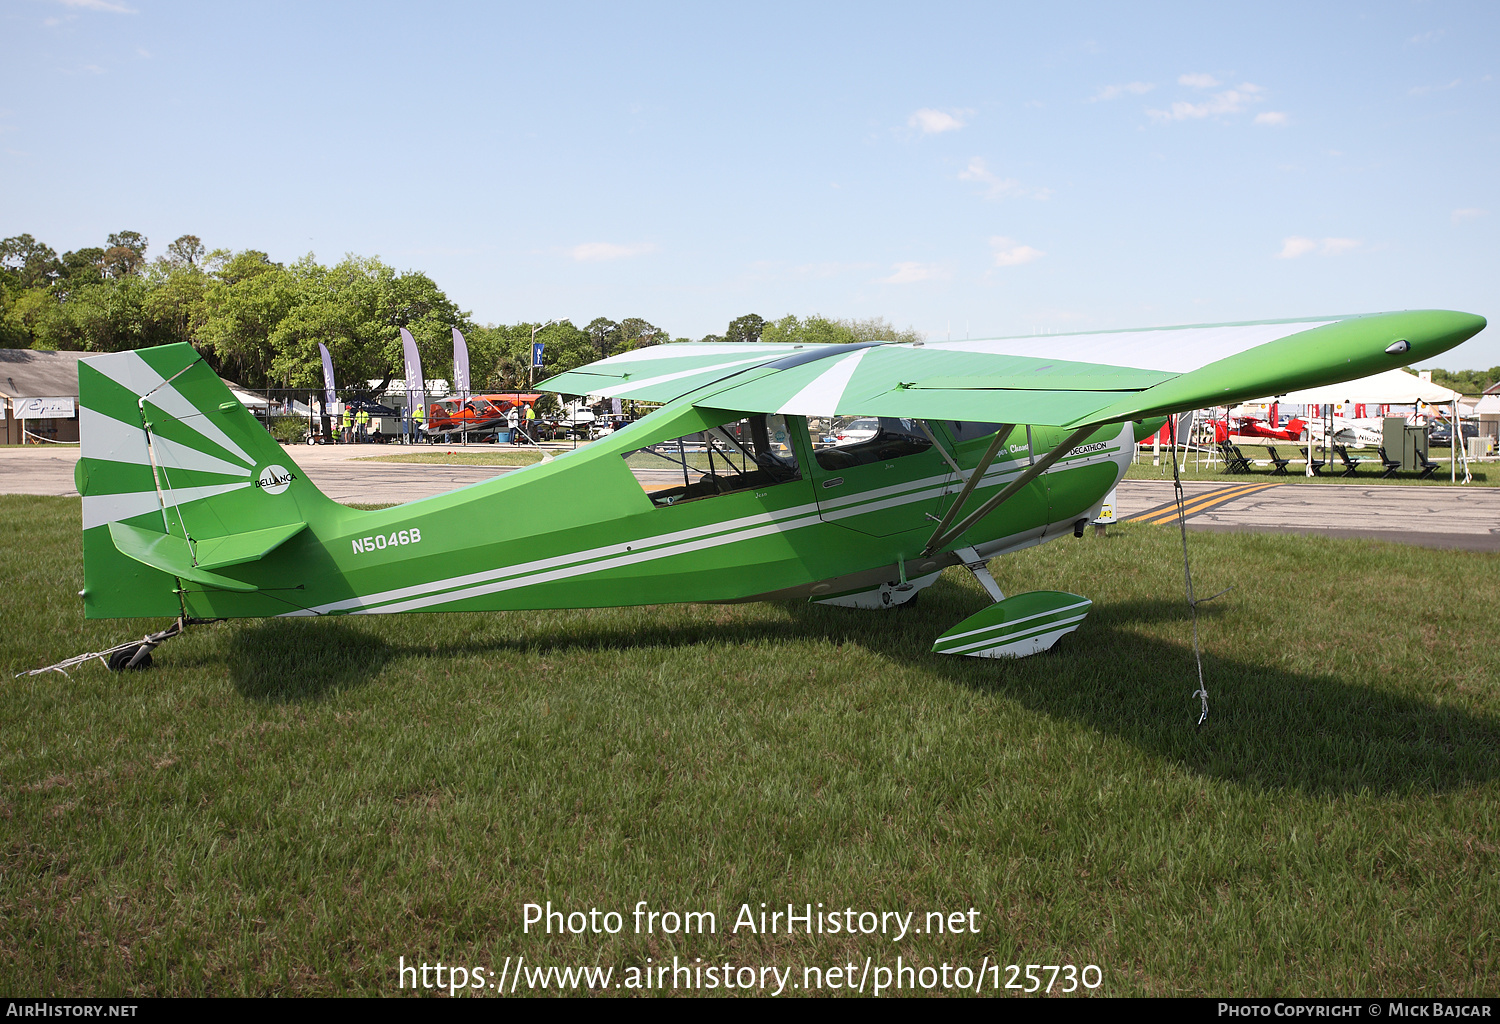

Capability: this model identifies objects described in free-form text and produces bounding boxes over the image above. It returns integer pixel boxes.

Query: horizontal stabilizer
[107,522,287,592]
[190,521,307,570]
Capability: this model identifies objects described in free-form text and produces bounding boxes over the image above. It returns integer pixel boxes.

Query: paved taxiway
[4,443,1497,551]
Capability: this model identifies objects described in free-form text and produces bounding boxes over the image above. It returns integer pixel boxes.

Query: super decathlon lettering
[287,423,1132,617]
[352,527,423,554]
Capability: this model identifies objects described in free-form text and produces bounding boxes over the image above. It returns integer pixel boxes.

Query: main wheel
[108,646,153,672]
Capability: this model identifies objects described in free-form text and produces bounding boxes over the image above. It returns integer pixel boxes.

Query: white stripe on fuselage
[288,423,1132,616]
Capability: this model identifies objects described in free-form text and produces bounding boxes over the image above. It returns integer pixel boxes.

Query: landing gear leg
[955,546,1005,603]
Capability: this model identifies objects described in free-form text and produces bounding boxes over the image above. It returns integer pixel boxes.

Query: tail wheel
[107,646,153,672]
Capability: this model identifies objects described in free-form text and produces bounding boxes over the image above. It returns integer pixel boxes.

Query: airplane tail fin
[76,344,336,618]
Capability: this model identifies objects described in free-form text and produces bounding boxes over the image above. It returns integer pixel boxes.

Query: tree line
[1,231,925,394]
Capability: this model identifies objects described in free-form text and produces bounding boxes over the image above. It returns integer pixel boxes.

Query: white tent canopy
[1267,368,1464,406]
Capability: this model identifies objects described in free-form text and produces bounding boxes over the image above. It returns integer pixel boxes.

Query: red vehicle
[424,393,543,438]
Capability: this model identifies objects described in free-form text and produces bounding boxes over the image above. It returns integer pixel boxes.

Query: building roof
[0,349,88,400]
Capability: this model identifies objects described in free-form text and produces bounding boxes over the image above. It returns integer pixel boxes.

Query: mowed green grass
[1127,448,1498,486]
[2,494,1498,996]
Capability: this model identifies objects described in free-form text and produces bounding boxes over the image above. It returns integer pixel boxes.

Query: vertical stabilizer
[76,344,335,618]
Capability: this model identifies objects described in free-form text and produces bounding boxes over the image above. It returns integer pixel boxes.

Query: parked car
[1427,421,1478,447]
[832,418,881,445]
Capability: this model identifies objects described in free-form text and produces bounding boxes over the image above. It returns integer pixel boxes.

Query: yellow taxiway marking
[1128,481,1282,525]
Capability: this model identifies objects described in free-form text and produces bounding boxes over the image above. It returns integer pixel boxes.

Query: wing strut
[916,420,967,481]
[919,424,1014,556]
[922,424,1097,557]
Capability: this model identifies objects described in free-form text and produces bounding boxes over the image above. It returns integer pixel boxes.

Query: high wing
[537,342,810,402]
[540,311,1485,427]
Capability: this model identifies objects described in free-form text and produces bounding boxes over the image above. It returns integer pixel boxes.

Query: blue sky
[3,1,1497,365]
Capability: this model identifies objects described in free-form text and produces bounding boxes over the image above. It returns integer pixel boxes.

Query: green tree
[1,234,62,289]
[58,248,105,288]
[264,255,468,391]
[1428,367,1500,395]
[725,313,765,344]
[196,252,301,386]
[166,234,206,267]
[619,317,664,350]
[142,257,209,348]
[586,317,622,361]
[760,314,923,346]
[102,230,148,279]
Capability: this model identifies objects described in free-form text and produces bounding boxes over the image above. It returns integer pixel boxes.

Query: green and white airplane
[72,310,1484,670]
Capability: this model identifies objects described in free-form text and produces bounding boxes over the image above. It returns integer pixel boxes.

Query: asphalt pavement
[4,443,1497,551]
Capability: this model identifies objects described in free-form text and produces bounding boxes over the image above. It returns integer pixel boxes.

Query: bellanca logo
[255,465,295,495]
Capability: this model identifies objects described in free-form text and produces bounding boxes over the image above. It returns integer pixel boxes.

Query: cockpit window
[812,416,932,471]
[624,414,802,506]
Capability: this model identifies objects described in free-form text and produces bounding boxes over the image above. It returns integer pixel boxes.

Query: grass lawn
[1127,447,1498,487]
[2,494,1497,996]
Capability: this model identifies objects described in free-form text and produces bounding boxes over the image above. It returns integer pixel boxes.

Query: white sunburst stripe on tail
[79,406,151,466]
[82,406,254,480]
[80,480,253,530]
[86,350,255,467]
[149,433,254,479]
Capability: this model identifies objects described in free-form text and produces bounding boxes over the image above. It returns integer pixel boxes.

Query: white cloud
[908,108,968,134]
[1254,111,1289,126]
[957,157,1052,200]
[879,262,948,284]
[1452,208,1489,224]
[569,242,656,262]
[54,0,137,12]
[1178,73,1221,89]
[1091,82,1154,102]
[990,237,1044,266]
[792,261,875,278]
[1409,79,1461,96]
[1276,237,1319,259]
[1276,236,1361,259]
[1148,82,1265,122]
[1409,30,1445,45]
